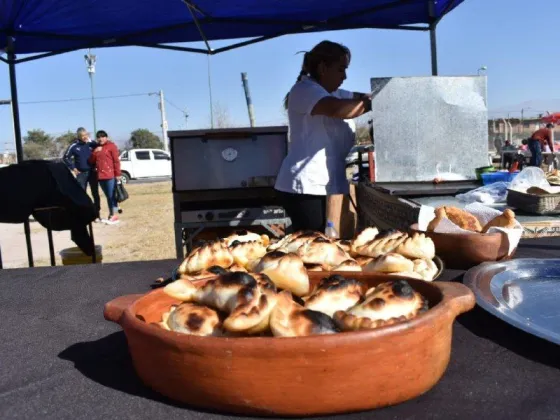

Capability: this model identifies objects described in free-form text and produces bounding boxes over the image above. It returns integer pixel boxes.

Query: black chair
[0,160,97,268]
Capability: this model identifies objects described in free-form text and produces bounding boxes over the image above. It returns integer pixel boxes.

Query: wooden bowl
[104,272,474,417]
[409,224,515,270]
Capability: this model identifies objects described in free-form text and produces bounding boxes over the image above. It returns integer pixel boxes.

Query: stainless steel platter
[464,258,560,345]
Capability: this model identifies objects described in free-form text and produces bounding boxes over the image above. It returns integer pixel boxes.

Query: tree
[213,102,234,128]
[54,130,76,157]
[127,129,163,149]
[354,114,373,145]
[23,129,56,159]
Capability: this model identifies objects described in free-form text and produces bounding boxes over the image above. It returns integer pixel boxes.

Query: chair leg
[88,223,97,264]
[47,228,55,266]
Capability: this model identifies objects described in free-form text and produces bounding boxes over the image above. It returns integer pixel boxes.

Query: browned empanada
[362,253,414,273]
[334,280,428,331]
[270,290,339,337]
[250,251,310,296]
[163,272,277,333]
[178,240,234,274]
[229,240,267,268]
[304,275,364,317]
[160,302,223,336]
[352,230,409,258]
[297,237,351,267]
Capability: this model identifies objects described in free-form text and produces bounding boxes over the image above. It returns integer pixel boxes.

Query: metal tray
[464,258,560,345]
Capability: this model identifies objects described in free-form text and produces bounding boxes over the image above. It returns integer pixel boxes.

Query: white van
[119,148,171,183]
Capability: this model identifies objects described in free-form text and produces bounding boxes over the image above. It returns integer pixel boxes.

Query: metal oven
[169,126,291,259]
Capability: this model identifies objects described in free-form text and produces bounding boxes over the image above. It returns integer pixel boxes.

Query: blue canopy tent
[0,0,465,266]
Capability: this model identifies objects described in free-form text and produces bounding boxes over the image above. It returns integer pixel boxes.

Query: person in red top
[528,123,554,167]
[88,130,121,224]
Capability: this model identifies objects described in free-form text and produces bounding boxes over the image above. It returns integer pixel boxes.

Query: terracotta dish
[104,272,474,417]
[409,224,515,270]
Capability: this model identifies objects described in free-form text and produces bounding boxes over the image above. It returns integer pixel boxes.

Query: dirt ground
[0,181,175,269]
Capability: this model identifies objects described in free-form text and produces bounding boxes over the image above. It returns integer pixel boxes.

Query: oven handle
[201,132,257,142]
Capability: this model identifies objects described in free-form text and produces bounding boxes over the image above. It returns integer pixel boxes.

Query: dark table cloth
[1,238,560,420]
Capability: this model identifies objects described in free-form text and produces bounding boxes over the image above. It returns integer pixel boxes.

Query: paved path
[0,220,113,268]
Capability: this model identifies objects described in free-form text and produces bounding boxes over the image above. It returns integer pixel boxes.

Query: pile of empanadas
[155,227,439,289]
[427,206,518,233]
[159,271,428,338]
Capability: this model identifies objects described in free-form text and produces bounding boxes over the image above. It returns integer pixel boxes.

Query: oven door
[171,129,287,191]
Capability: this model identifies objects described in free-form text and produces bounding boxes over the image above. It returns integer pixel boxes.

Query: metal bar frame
[7,39,34,267]
[428,0,438,76]
[0,0,461,268]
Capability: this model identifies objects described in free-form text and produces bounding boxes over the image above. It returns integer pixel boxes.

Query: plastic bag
[509,167,549,192]
[456,182,509,204]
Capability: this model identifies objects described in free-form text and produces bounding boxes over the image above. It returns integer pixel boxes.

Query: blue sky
[0,0,558,150]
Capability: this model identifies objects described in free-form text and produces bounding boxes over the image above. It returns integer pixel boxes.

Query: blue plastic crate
[481,171,518,185]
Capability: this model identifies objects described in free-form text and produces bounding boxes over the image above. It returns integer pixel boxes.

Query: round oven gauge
[222,147,238,162]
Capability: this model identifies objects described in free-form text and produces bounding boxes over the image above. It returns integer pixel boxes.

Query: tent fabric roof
[0,0,464,56]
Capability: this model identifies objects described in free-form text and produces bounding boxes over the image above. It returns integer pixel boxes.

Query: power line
[19,92,158,105]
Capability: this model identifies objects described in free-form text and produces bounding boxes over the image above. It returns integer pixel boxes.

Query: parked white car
[119,148,172,183]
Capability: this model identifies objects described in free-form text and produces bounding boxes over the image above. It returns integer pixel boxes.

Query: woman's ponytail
[284,52,309,110]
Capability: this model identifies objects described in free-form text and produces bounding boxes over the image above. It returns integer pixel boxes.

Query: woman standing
[89,130,121,225]
[275,40,372,233]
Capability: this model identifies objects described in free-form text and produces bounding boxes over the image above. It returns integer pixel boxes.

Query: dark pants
[277,190,326,232]
[76,170,100,218]
[99,178,118,217]
[528,139,542,167]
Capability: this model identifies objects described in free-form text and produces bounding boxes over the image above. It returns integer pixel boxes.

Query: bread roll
[482,209,517,233]
[442,206,482,232]
[427,207,447,232]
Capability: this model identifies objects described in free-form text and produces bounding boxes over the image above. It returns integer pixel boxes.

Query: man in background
[63,127,101,221]
[528,123,555,167]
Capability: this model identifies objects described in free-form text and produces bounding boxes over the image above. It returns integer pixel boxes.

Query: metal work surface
[370,76,489,182]
[373,181,480,197]
[464,258,560,346]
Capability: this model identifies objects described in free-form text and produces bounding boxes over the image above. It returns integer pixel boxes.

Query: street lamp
[477,65,487,75]
[84,49,97,135]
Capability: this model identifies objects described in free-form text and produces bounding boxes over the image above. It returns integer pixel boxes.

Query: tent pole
[428,0,438,76]
[429,24,438,76]
[7,44,35,267]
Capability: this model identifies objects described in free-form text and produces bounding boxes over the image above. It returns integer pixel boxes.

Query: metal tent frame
[0,0,463,267]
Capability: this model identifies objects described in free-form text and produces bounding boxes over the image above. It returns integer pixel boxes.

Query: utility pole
[158,90,169,152]
[84,49,97,134]
[241,72,256,127]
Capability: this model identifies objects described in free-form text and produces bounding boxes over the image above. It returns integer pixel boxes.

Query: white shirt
[275,77,355,195]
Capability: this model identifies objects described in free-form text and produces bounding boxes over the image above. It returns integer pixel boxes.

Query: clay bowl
[409,224,516,270]
[104,272,475,417]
